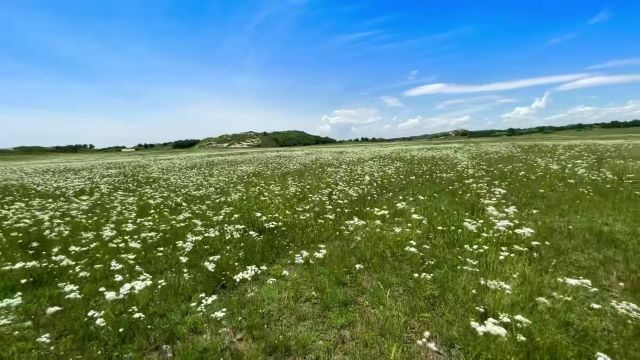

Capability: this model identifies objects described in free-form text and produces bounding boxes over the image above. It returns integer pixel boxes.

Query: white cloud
[587,57,640,70]
[380,96,404,108]
[588,10,612,25]
[555,74,640,91]
[407,70,419,80]
[547,33,579,46]
[502,92,551,120]
[397,118,422,130]
[316,124,332,135]
[321,108,381,125]
[543,100,640,124]
[335,30,387,45]
[397,115,470,132]
[436,95,516,109]
[404,73,590,96]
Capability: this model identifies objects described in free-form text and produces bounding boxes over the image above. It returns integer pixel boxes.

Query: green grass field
[422,127,640,144]
[1,135,639,359]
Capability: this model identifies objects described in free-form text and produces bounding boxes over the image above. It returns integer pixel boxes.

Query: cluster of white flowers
[413,273,433,280]
[470,318,507,337]
[110,260,124,270]
[45,306,63,316]
[87,310,106,327]
[610,300,640,320]
[233,265,266,282]
[314,245,327,259]
[405,241,419,253]
[2,261,40,270]
[344,216,366,227]
[462,219,482,232]
[494,219,514,231]
[211,308,227,319]
[132,312,145,319]
[294,251,309,264]
[558,277,598,292]
[513,314,531,326]
[480,279,512,293]
[119,273,153,297]
[0,293,22,308]
[51,254,75,266]
[58,283,82,299]
[514,227,535,237]
[36,333,51,344]
[551,292,573,301]
[203,255,221,272]
[193,293,218,312]
[100,273,153,301]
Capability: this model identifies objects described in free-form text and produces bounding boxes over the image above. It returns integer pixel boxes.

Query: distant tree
[171,139,200,149]
[97,146,126,152]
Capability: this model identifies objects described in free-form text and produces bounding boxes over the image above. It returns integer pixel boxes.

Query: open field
[1,137,639,359]
[419,127,640,144]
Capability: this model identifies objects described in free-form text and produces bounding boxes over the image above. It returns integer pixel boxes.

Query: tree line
[355,119,640,142]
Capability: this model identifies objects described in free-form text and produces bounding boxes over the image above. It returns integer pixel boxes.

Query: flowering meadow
[0,141,639,359]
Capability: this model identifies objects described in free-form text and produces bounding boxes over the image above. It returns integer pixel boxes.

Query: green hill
[196,131,336,148]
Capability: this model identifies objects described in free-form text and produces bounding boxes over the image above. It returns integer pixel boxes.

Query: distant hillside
[3,120,637,153]
[196,131,337,148]
[338,119,640,143]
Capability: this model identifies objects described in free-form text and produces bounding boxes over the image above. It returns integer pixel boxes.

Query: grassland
[0,134,639,359]
[416,127,640,144]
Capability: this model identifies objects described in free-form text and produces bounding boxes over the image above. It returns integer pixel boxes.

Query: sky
[1,0,640,147]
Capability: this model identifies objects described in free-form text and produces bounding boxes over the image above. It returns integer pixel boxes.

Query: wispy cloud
[404,73,590,96]
[436,95,516,109]
[335,30,388,45]
[366,75,437,94]
[502,92,551,120]
[588,9,612,25]
[587,57,640,70]
[547,32,579,46]
[555,74,640,91]
[321,108,381,125]
[545,9,610,48]
[380,96,404,107]
[372,26,472,50]
[407,70,419,80]
[543,100,640,125]
[397,115,470,131]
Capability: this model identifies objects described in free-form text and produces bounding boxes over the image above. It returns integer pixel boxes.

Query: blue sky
[1,0,640,147]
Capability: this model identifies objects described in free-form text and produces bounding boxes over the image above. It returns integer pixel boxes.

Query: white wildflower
[36,333,51,344]
[45,306,63,316]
